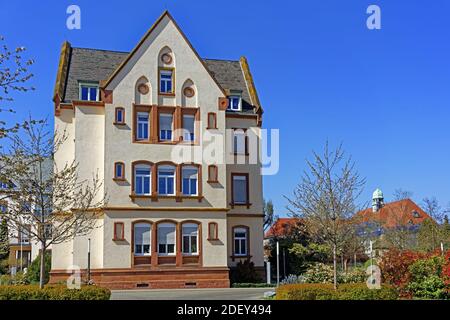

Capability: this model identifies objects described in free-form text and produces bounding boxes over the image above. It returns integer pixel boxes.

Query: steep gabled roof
[356,198,433,228]
[53,11,263,118]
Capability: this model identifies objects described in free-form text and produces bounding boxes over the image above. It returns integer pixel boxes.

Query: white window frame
[136,112,150,141]
[134,164,151,195]
[158,165,176,196]
[134,223,151,256]
[234,227,248,256]
[228,95,242,111]
[159,113,173,141]
[160,70,173,94]
[182,223,199,255]
[182,166,198,196]
[233,175,248,204]
[79,82,99,101]
[182,114,195,142]
[157,223,176,256]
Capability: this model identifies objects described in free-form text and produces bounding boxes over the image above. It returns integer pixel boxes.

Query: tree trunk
[333,244,337,290]
[39,242,45,289]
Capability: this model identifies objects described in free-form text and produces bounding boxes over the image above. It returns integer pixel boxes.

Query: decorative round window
[183,87,195,98]
[161,53,172,64]
[137,83,149,95]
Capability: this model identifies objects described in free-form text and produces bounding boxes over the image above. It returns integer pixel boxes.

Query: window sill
[130,194,203,202]
[159,92,175,97]
[230,254,252,262]
[112,238,125,241]
[230,202,252,209]
[113,177,126,182]
[207,180,219,184]
[113,122,126,126]
[207,238,219,241]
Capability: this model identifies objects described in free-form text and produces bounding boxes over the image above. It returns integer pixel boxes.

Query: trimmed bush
[303,263,336,284]
[0,285,111,300]
[231,283,274,288]
[230,259,262,284]
[276,283,398,300]
[276,283,336,300]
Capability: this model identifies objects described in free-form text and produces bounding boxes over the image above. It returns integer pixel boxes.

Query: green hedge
[232,283,274,288]
[0,285,111,300]
[276,283,398,300]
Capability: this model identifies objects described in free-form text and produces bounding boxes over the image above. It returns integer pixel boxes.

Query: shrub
[276,283,336,300]
[230,259,262,283]
[0,285,111,300]
[276,283,398,300]
[407,256,448,299]
[26,251,51,284]
[280,274,306,285]
[303,263,337,284]
[231,283,274,288]
[336,283,398,300]
[340,268,367,284]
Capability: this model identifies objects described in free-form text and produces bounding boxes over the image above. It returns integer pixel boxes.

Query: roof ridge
[71,46,129,54]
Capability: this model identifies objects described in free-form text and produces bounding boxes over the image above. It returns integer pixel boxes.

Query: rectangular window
[134,223,151,256]
[208,165,218,183]
[233,129,246,155]
[135,165,151,195]
[208,222,218,240]
[228,96,241,111]
[183,115,195,142]
[158,166,175,195]
[159,114,173,141]
[136,112,149,141]
[79,83,99,101]
[19,226,30,244]
[114,162,124,180]
[234,227,248,256]
[158,224,176,255]
[159,69,173,94]
[232,174,248,205]
[115,108,125,124]
[207,113,217,129]
[182,167,198,196]
[182,224,198,255]
[114,222,124,241]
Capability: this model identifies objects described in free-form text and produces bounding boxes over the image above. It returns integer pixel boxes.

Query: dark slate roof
[63,48,128,102]
[62,47,256,113]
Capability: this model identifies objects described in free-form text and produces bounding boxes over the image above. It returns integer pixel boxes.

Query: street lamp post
[87,238,91,284]
[276,241,280,287]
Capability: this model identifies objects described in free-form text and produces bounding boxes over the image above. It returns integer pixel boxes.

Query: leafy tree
[285,141,366,289]
[26,251,51,284]
[0,217,9,274]
[263,199,276,230]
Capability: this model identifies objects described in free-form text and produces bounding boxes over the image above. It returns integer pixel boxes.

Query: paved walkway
[111,287,275,300]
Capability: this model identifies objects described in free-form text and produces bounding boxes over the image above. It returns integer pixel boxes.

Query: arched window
[182,223,199,255]
[134,163,151,195]
[134,222,151,256]
[158,223,176,255]
[158,165,175,195]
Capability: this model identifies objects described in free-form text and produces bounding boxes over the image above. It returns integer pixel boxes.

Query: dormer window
[79,82,99,101]
[228,95,241,111]
[412,210,421,218]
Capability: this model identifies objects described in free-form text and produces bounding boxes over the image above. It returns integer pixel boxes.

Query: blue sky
[1,0,450,215]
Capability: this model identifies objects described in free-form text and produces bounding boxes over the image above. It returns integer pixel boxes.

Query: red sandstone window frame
[207,165,218,183]
[113,162,125,181]
[230,172,251,208]
[113,222,125,241]
[207,222,219,241]
[114,107,125,125]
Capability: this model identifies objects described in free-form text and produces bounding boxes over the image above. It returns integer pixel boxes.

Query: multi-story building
[50,11,265,289]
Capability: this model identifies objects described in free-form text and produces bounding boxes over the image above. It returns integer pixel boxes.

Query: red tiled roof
[356,198,432,228]
[264,218,301,238]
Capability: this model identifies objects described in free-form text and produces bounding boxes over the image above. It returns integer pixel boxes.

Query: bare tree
[0,119,105,288]
[0,36,35,140]
[393,188,413,201]
[285,142,366,289]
